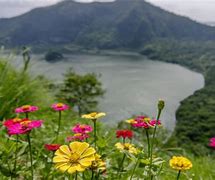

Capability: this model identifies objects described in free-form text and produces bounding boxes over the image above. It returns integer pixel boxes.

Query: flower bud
[158,99,165,111]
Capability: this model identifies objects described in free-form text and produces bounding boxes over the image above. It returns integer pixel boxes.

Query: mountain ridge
[0,0,215,49]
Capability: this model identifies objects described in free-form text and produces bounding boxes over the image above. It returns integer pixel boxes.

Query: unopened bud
[158,99,165,111]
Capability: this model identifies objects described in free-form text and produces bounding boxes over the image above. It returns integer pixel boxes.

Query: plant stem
[145,129,150,158]
[130,159,139,180]
[75,171,78,180]
[93,119,97,149]
[176,170,181,180]
[27,133,33,180]
[149,109,162,179]
[25,112,29,119]
[118,153,126,175]
[13,135,19,172]
[56,111,62,141]
[91,170,94,180]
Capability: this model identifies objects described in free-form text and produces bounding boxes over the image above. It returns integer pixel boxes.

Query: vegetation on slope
[141,40,215,155]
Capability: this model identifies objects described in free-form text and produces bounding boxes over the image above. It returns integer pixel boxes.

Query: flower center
[124,144,130,150]
[70,152,80,163]
[79,125,86,129]
[74,133,82,137]
[20,120,31,126]
[22,105,31,110]
[90,112,97,117]
[13,118,22,122]
[56,103,64,108]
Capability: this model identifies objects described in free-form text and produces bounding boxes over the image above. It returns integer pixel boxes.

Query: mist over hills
[0,0,215,49]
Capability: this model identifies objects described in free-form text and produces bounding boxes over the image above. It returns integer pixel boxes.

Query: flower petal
[58,164,71,172]
[75,164,86,172]
[79,159,93,167]
[68,166,77,174]
[59,145,71,155]
[80,147,96,158]
[53,156,68,163]
[70,142,89,155]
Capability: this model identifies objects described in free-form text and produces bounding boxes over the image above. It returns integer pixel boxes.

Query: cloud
[146,0,215,22]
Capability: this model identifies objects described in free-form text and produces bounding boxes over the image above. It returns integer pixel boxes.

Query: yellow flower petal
[75,164,86,172]
[79,158,94,167]
[55,149,69,158]
[59,145,71,155]
[115,142,124,150]
[80,147,96,158]
[53,156,68,163]
[55,162,68,169]
[58,164,71,172]
[70,142,89,155]
[68,166,77,174]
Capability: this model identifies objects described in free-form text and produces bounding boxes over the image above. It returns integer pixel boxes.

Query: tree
[59,69,105,116]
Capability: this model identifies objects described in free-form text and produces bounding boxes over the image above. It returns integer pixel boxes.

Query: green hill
[0,0,215,49]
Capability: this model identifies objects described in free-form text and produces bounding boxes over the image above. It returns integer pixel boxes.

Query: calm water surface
[12,54,204,130]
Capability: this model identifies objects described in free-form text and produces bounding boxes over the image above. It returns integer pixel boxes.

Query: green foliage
[0,56,54,120]
[59,69,105,116]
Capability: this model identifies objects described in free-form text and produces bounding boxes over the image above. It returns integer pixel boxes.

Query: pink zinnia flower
[3,118,24,128]
[7,119,43,135]
[209,137,215,149]
[15,105,39,113]
[44,144,61,151]
[51,103,69,111]
[129,116,162,129]
[148,119,161,127]
[66,133,89,142]
[72,124,93,134]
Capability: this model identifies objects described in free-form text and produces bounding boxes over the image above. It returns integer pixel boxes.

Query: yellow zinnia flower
[115,142,138,154]
[82,112,106,120]
[91,154,106,172]
[169,156,192,171]
[53,142,96,174]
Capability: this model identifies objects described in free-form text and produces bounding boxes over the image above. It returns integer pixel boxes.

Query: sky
[0,0,215,23]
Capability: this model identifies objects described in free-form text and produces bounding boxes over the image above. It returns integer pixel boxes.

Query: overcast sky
[0,0,215,23]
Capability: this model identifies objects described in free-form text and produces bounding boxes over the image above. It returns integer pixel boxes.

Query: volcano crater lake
[13,53,204,130]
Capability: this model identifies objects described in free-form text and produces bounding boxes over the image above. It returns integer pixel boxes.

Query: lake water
[12,53,204,130]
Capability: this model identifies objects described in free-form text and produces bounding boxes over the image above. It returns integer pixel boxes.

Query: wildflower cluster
[0,100,197,180]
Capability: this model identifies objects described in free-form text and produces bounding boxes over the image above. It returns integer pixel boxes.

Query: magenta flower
[72,124,93,134]
[7,119,43,136]
[127,116,161,129]
[51,103,69,111]
[209,137,215,149]
[3,118,23,128]
[15,105,39,113]
[66,133,89,142]
[148,119,161,127]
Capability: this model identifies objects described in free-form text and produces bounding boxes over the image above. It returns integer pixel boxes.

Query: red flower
[44,144,61,151]
[116,130,133,139]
